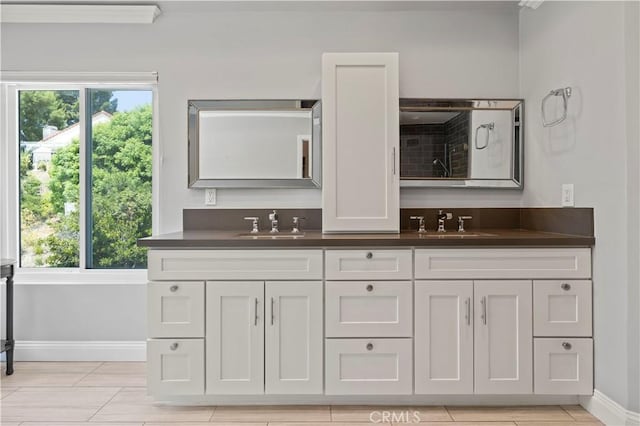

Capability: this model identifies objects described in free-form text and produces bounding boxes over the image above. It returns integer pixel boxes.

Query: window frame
[0,72,159,284]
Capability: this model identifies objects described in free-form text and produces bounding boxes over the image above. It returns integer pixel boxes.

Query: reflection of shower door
[297,135,311,179]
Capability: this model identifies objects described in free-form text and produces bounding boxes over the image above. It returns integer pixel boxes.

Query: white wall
[519,0,639,412]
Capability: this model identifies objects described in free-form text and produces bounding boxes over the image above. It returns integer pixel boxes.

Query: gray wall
[519,0,639,412]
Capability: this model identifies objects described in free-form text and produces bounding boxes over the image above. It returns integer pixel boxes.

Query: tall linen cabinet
[321,53,400,233]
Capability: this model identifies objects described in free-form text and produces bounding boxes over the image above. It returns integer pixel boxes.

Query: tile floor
[0,362,604,426]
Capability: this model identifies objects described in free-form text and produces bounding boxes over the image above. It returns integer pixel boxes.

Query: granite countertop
[138,229,594,248]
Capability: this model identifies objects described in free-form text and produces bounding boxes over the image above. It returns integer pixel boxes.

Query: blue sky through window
[112,90,152,112]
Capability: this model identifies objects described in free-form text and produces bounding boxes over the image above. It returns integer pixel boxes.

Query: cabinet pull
[392,147,396,175]
[170,342,179,351]
[270,297,275,326]
[254,298,259,326]
[465,297,471,326]
[562,342,572,350]
[169,285,179,292]
[481,296,487,325]
[561,283,571,291]
[366,252,373,259]
[366,343,374,351]
[366,284,374,292]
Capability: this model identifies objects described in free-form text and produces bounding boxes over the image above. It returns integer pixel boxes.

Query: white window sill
[13,268,147,285]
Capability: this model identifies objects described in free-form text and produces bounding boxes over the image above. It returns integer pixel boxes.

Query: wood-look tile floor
[0,362,604,426]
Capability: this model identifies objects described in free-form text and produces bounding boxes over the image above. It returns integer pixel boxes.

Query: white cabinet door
[534,338,593,395]
[325,338,412,395]
[147,339,204,396]
[147,282,204,338]
[206,281,264,395]
[414,281,474,394]
[474,280,533,394]
[325,281,412,337]
[265,281,323,395]
[322,52,399,233]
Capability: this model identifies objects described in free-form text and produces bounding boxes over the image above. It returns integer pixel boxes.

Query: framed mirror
[188,100,321,188]
[399,99,523,188]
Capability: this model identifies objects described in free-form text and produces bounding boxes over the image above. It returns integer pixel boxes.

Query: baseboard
[12,340,146,361]
[580,389,640,426]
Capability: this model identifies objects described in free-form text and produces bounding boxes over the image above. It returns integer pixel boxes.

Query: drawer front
[148,282,204,338]
[325,250,412,280]
[325,338,412,395]
[149,249,323,280]
[415,248,591,279]
[534,338,593,395]
[534,280,592,337]
[325,281,412,337]
[147,339,205,396]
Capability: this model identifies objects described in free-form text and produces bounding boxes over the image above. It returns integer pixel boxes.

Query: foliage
[20,174,51,220]
[38,105,152,268]
[18,90,117,142]
[19,150,32,178]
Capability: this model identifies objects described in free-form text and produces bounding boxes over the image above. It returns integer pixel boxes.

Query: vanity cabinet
[146,247,593,400]
[321,53,400,233]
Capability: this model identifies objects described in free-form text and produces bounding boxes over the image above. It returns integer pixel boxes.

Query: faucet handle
[409,216,427,233]
[457,215,472,233]
[244,217,260,233]
[292,216,306,234]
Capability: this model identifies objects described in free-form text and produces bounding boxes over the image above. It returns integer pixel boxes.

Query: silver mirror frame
[188,100,322,188]
[399,98,524,189]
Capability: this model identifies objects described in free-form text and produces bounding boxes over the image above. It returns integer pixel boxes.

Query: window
[13,84,154,270]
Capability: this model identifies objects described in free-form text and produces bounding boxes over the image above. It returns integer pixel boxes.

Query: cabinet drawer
[325,250,412,280]
[149,249,323,280]
[147,339,204,396]
[534,338,593,395]
[534,280,592,337]
[148,282,204,338]
[325,338,412,395]
[415,248,591,279]
[325,281,412,337]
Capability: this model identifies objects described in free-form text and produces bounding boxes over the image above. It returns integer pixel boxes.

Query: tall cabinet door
[206,281,264,395]
[265,281,323,394]
[322,52,400,233]
[414,281,474,394]
[474,280,533,394]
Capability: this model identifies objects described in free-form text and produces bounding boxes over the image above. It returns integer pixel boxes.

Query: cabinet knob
[170,342,179,351]
[561,283,571,291]
[366,343,374,351]
[366,252,373,259]
[170,285,179,292]
[366,284,374,292]
[562,342,572,350]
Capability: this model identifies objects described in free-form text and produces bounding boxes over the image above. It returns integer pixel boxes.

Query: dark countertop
[138,229,594,248]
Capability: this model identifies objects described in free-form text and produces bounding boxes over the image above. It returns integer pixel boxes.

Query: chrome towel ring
[475,122,494,150]
[542,87,572,127]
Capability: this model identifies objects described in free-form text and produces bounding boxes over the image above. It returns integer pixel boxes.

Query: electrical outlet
[561,184,574,207]
[205,188,217,205]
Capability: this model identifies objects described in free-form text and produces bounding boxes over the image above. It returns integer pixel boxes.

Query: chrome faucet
[268,210,279,233]
[410,216,427,233]
[437,210,452,232]
[244,217,260,233]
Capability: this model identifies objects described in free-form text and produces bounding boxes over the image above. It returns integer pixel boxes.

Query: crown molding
[0,4,161,24]
[519,0,544,10]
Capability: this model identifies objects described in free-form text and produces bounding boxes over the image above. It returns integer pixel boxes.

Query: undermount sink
[418,232,497,238]
[237,233,306,239]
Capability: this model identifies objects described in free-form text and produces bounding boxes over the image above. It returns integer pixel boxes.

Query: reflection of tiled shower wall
[444,112,470,178]
[400,124,445,177]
